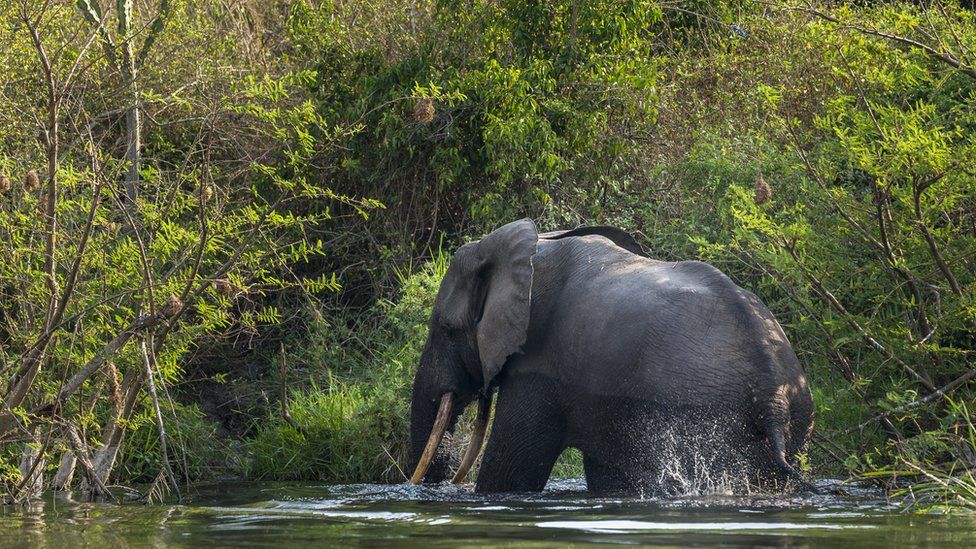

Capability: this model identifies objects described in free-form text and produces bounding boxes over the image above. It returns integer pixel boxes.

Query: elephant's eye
[438,319,460,337]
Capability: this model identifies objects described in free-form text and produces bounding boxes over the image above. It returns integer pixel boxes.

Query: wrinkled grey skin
[410,218,813,494]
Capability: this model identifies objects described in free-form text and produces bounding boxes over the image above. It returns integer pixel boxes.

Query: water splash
[648,420,755,497]
[600,414,796,499]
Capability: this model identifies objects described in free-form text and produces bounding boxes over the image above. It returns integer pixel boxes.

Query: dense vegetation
[1,0,973,512]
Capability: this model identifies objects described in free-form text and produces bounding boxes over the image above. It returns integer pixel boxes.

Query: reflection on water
[2,479,975,547]
[535,520,875,531]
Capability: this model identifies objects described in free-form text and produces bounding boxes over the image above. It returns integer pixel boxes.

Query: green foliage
[0,0,374,497]
[864,399,976,514]
[552,448,585,478]
[243,382,408,482]
[243,254,449,482]
[118,402,225,482]
[286,0,662,266]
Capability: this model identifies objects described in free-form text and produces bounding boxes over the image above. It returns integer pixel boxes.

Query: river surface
[2,479,974,547]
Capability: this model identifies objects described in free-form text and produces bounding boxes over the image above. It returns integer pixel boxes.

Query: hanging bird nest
[754,168,772,205]
[213,278,236,297]
[161,294,184,318]
[0,174,10,193]
[411,98,435,123]
[106,361,123,411]
[24,170,40,191]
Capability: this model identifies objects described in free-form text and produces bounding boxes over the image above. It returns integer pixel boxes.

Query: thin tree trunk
[51,451,76,491]
[140,339,180,499]
[279,344,300,432]
[123,38,140,211]
[64,426,114,500]
[125,86,140,206]
[87,367,143,488]
[18,426,45,498]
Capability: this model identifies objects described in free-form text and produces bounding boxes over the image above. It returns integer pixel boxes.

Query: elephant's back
[533,238,806,410]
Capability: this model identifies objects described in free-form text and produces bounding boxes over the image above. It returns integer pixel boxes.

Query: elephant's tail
[769,426,802,480]
[765,419,816,493]
[758,380,816,492]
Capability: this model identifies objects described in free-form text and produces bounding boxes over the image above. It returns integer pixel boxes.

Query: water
[2,479,974,547]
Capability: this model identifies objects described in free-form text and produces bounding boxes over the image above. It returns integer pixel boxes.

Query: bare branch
[843,367,976,435]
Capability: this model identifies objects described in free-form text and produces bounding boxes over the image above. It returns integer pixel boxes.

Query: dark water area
[2,479,975,547]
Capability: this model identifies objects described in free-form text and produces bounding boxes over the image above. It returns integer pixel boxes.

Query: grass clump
[551,448,585,479]
[244,381,410,482]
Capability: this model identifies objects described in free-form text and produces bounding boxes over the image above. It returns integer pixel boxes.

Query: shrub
[242,254,449,482]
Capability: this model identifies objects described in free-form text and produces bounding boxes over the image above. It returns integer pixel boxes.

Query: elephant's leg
[580,430,657,495]
[475,376,564,493]
[582,453,628,494]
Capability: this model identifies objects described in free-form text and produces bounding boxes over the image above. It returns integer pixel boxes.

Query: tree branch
[843,366,976,435]
[793,4,976,80]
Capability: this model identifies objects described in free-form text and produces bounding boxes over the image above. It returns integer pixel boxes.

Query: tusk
[451,394,492,484]
[410,392,454,484]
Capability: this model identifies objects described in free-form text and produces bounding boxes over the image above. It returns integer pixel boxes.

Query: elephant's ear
[474,218,538,389]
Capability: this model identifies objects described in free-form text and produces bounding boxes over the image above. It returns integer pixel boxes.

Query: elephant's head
[408,218,538,484]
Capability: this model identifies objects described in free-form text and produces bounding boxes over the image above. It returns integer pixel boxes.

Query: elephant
[408,218,814,494]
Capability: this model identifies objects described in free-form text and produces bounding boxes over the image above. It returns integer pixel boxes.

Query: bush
[242,253,449,482]
[243,382,409,482]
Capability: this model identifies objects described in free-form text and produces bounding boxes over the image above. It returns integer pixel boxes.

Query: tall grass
[551,448,585,478]
[244,379,411,482]
[119,403,227,483]
[863,399,976,514]
[900,462,976,514]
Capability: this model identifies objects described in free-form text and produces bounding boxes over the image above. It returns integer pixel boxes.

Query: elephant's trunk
[408,328,479,484]
[409,392,454,484]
